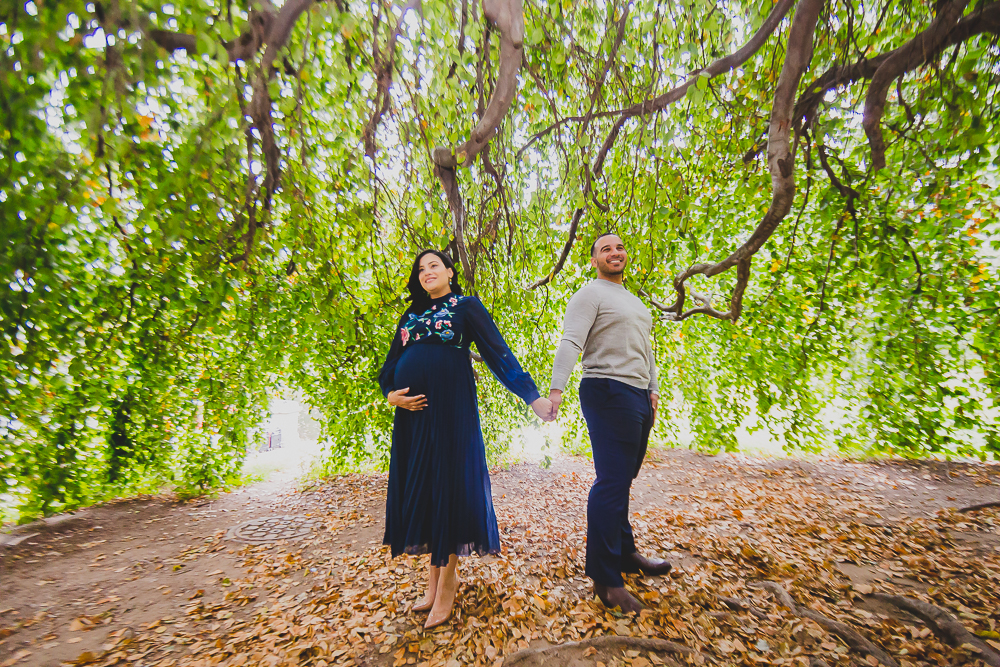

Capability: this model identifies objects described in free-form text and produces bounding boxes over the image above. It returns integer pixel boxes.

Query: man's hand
[650,392,659,426]
[548,389,563,420]
[530,397,553,422]
[387,388,427,411]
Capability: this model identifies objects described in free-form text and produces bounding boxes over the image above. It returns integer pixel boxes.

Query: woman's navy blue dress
[377,293,540,566]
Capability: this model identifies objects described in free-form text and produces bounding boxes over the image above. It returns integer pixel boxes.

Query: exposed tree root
[751,581,899,667]
[719,595,768,620]
[503,635,708,666]
[957,500,1000,514]
[869,594,1000,667]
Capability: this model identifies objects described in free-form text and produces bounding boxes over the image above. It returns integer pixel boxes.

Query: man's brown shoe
[624,552,673,576]
[593,583,646,613]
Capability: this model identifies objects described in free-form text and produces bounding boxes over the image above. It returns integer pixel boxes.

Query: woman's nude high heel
[424,555,458,629]
[413,563,439,612]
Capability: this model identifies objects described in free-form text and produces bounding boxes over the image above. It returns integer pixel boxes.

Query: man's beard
[600,259,626,275]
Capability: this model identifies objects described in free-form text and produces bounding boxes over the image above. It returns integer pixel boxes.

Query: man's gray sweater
[550,279,658,394]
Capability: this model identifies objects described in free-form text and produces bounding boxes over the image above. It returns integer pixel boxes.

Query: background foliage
[2,0,999,522]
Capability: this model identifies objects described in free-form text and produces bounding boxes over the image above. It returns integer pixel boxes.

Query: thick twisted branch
[145,8,274,63]
[528,0,794,289]
[795,0,1000,130]
[863,0,970,170]
[431,0,524,169]
[652,1,1000,320]
[655,0,823,322]
[435,164,474,289]
[431,0,524,288]
[249,0,314,203]
[143,0,314,214]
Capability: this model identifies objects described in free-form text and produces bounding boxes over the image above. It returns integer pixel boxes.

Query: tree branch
[145,10,272,62]
[429,0,524,289]
[654,0,823,323]
[754,165,812,311]
[528,0,793,289]
[863,0,971,170]
[526,5,631,289]
[364,0,422,159]
[527,208,583,290]
[817,143,858,219]
[796,1,1000,130]
[793,1,1000,163]
[592,0,796,178]
[869,594,1000,666]
[958,499,1000,513]
[431,0,524,168]
[435,165,474,288]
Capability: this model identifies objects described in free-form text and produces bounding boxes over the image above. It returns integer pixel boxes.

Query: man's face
[591,234,628,276]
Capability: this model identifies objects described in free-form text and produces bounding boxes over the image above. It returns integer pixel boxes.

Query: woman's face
[418,253,454,298]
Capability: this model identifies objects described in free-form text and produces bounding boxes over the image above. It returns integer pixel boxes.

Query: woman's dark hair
[406,249,463,314]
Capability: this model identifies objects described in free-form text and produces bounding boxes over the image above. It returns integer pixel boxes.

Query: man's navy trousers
[579,377,654,587]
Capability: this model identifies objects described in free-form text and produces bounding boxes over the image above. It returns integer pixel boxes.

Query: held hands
[542,390,657,423]
[388,387,427,411]
[547,389,563,421]
[530,397,555,422]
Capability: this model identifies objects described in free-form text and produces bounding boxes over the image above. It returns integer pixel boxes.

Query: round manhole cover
[227,515,321,544]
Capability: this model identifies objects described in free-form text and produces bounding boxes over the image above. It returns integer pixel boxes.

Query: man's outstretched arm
[549,290,599,418]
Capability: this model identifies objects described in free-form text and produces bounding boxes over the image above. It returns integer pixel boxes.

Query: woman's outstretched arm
[465,297,541,406]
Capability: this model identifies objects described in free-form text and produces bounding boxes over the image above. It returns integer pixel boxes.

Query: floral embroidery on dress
[399,296,465,346]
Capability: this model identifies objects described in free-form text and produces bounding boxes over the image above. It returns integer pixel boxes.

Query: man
[548,232,671,613]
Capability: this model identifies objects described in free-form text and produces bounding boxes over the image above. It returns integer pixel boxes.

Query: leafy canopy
[2,0,999,521]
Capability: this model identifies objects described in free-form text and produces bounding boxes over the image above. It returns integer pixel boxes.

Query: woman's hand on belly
[388,387,427,411]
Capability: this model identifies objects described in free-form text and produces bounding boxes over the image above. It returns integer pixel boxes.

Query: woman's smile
[418,255,453,297]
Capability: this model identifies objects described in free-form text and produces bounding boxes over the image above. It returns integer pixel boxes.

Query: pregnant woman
[377,249,552,629]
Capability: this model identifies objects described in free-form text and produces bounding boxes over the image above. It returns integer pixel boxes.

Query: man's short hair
[590,232,620,256]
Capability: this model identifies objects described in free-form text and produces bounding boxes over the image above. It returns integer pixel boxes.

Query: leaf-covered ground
[2,450,999,667]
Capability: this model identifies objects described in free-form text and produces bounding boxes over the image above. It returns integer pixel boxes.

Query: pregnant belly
[394,344,471,395]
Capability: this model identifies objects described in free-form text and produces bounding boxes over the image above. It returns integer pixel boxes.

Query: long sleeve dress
[377,292,541,566]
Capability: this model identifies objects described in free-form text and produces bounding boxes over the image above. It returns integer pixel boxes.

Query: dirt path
[1,450,998,667]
